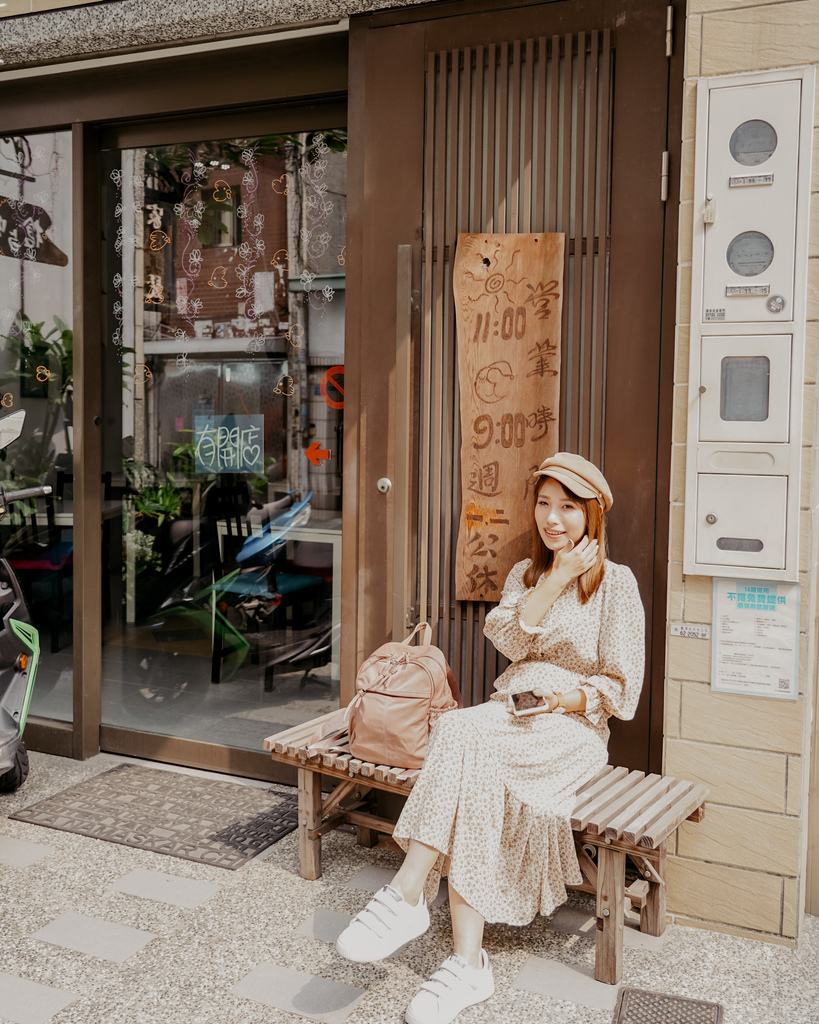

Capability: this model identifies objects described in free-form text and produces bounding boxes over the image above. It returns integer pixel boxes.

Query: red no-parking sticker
[319,365,345,410]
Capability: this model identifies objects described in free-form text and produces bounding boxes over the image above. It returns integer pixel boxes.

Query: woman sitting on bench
[336,452,645,1024]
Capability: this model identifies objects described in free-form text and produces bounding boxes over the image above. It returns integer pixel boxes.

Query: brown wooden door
[345,0,681,773]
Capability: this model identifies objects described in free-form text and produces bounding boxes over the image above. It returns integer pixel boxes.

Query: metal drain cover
[614,988,724,1024]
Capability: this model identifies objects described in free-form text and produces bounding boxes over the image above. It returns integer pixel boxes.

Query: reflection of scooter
[236,490,313,565]
[0,410,52,792]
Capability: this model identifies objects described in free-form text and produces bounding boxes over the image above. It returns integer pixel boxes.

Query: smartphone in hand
[511,690,547,716]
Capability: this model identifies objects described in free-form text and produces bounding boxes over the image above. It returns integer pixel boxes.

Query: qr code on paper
[778,678,790,691]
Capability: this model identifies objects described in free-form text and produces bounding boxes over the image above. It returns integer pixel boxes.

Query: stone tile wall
[0,0,109,16]
[667,0,819,945]
[0,0,424,69]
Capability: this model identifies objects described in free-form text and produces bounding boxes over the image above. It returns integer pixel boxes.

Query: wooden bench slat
[576,765,614,795]
[264,729,301,752]
[639,784,710,848]
[585,773,662,836]
[571,765,630,817]
[622,778,697,845]
[263,711,338,751]
[288,730,324,758]
[602,775,680,840]
[572,770,645,832]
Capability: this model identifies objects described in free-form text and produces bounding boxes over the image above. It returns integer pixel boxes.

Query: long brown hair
[522,476,607,603]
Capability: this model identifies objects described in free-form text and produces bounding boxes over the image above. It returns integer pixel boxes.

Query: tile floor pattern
[0,752,817,1024]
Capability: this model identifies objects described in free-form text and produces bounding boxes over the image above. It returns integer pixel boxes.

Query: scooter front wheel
[0,742,29,792]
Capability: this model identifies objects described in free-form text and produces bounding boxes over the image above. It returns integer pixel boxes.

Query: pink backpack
[308,623,462,769]
[348,623,462,769]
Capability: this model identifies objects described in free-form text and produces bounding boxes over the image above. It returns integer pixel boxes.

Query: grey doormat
[614,988,724,1024]
[10,764,298,869]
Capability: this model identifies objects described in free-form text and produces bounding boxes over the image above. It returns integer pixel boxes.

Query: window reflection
[0,132,74,722]
[101,131,345,752]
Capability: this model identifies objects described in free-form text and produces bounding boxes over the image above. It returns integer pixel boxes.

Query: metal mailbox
[684,67,815,582]
[701,80,801,325]
[695,474,787,570]
[698,334,792,444]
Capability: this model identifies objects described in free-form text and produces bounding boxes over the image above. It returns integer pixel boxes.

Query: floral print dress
[393,558,645,925]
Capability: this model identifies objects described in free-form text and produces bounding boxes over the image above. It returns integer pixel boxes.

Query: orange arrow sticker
[305,442,330,466]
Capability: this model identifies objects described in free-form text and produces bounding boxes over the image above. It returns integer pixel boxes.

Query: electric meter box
[684,67,815,582]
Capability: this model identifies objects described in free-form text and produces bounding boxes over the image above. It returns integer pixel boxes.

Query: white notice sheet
[712,579,799,700]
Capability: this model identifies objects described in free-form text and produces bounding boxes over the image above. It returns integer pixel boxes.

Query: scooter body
[0,560,40,788]
[0,410,50,792]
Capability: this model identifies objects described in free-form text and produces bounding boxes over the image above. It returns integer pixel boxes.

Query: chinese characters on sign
[194,414,264,474]
[454,233,565,601]
[712,579,799,700]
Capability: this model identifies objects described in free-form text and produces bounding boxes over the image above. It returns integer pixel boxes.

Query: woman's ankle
[453,947,483,971]
[390,878,422,906]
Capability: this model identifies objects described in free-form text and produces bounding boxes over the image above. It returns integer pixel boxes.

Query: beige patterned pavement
[1,751,817,1024]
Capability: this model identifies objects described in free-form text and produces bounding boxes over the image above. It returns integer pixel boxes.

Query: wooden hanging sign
[454,232,564,602]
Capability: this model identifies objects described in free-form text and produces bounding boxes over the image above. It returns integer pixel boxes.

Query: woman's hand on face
[551,536,598,586]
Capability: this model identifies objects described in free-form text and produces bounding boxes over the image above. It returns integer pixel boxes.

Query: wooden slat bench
[264,711,708,985]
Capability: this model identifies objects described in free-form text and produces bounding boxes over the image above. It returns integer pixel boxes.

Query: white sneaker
[336,885,430,963]
[405,949,494,1024]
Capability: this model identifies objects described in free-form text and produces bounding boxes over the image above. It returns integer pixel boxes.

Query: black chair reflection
[208,490,331,689]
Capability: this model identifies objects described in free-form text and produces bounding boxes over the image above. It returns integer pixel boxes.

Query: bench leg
[641,841,667,937]
[298,768,322,880]
[595,846,625,985]
[356,825,378,848]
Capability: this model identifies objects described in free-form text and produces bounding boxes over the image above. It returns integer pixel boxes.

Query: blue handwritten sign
[194,414,264,474]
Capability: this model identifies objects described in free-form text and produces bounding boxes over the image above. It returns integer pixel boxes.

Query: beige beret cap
[533,452,613,511]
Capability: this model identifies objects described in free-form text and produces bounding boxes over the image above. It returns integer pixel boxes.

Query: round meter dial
[726,231,774,277]
[729,119,778,166]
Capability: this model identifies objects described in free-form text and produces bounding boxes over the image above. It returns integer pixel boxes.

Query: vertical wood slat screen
[416,33,613,704]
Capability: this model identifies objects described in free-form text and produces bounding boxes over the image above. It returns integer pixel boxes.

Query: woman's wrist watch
[552,693,564,712]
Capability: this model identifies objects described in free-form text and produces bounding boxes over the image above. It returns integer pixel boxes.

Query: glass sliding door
[100,130,345,754]
[0,132,74,722]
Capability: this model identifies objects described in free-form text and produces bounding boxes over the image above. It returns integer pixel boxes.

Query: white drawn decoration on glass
[297,133,336,320]
[110,169,124,351]
[171,150,217,376]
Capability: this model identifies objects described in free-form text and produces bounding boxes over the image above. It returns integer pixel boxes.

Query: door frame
[345,0,684,773]
[0,30,348,783]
